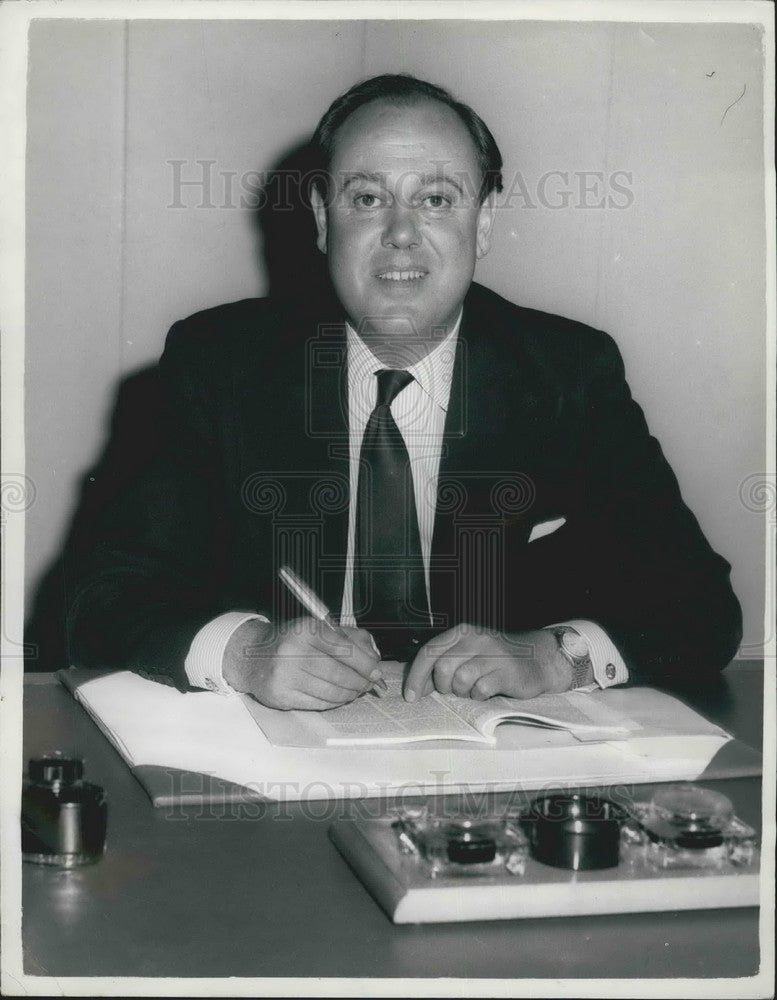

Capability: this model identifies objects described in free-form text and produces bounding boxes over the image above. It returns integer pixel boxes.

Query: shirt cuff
[184,611,268,694]
[551,619,629,690]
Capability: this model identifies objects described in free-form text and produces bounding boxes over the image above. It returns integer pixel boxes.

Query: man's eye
[422,194,452,209]
[354,193,381,208]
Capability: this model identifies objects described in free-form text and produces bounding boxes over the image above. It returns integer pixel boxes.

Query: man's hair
[309,73,504,203]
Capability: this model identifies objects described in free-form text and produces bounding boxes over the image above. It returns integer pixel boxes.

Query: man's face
[312,98,495,350]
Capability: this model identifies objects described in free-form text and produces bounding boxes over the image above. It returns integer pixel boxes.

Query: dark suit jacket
[66,282,742,689]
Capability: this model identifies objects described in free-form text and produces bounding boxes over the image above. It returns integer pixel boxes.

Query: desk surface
[21,661,767,981]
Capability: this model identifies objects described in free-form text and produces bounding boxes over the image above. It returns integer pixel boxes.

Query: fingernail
[370,669,383,681]
[405,689,416,702]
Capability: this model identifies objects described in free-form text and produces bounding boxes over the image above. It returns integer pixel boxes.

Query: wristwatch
[551,626,594,689]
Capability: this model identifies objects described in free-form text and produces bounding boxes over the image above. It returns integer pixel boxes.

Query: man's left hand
[403,625,573,702]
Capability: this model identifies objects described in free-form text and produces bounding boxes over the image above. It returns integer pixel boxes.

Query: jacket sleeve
[66,320,235,690]
[519,326,742,684]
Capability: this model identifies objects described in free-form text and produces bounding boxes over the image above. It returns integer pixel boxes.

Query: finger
[450,659,495,698]
[286,689,357,711]
[410,625,494,698]
[285,620,381,682]
[432,653,479,696]
[470,658,544,700]
[404,627,465,701]
[257,671,360,711]
[313,628,383,681]
[469,662,506,700]
[421,636,480,696]
[339,625,381,660]
[335,626,385,687]
[298,656,375,695]
[292,668,367,704]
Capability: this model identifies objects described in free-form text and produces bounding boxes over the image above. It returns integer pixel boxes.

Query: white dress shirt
[185,316,628,693]
[338,318,460,624]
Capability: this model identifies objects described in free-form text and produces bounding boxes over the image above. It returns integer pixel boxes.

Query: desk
[21,661,766,980]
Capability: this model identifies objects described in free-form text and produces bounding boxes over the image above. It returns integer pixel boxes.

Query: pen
[278,565,388,696]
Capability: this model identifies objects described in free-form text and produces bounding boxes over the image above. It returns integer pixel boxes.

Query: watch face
[561,630,589,659]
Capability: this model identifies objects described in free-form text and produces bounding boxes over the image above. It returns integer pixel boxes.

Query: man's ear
[475,192,496,259]
[310,185,328,254]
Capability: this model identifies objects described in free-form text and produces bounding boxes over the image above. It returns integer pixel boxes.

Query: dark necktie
[354,369,431,658]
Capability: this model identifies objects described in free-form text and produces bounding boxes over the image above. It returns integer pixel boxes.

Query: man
[67,74,742,710]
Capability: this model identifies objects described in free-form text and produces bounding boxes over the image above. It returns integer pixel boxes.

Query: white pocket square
[528,517,566,543]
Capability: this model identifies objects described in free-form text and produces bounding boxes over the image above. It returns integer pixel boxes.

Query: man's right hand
[222,617,383,710]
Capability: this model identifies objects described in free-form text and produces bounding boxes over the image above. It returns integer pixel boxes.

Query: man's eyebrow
[339,171,466,196]
[340,171,387,191]
[415,172,465,196]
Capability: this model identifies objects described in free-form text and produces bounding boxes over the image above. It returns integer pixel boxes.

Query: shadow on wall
[24,137,329,670]
[254,139,329,301]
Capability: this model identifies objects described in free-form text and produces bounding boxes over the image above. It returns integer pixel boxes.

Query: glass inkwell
[620,783,758,871]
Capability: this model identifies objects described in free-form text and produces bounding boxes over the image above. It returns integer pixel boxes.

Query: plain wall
[25,18,767,662]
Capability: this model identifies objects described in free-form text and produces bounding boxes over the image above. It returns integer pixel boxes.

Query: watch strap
[551,626,594,690]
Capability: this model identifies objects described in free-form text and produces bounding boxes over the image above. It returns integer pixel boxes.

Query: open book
[240,664,640,748]
[57,668,759,806]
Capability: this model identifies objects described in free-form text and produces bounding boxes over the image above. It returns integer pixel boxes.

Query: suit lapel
[303,313,351,613]
[237,302,350,615]
[429,291,563,629]
[430,298,510,627]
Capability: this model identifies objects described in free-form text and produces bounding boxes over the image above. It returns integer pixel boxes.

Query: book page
[243,664,638,747]
[442,690,639,739]
[301,670,487,745]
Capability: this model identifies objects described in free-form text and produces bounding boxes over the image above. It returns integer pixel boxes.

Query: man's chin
[352,312,455,365]
[353,301,452,340]
[364,315,426,338]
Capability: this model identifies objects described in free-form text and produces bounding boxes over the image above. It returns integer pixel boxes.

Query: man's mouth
[375,270,427,281]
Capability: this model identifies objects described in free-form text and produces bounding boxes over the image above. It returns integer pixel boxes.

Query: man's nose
[381,205,421,249]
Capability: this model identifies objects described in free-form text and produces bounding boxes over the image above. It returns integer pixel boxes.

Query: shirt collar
[346,310,462,412]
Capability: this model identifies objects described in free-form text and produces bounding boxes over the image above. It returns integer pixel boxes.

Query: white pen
[278,565,388,695]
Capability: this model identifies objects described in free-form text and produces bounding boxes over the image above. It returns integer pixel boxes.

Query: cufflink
[605,663,616,681]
